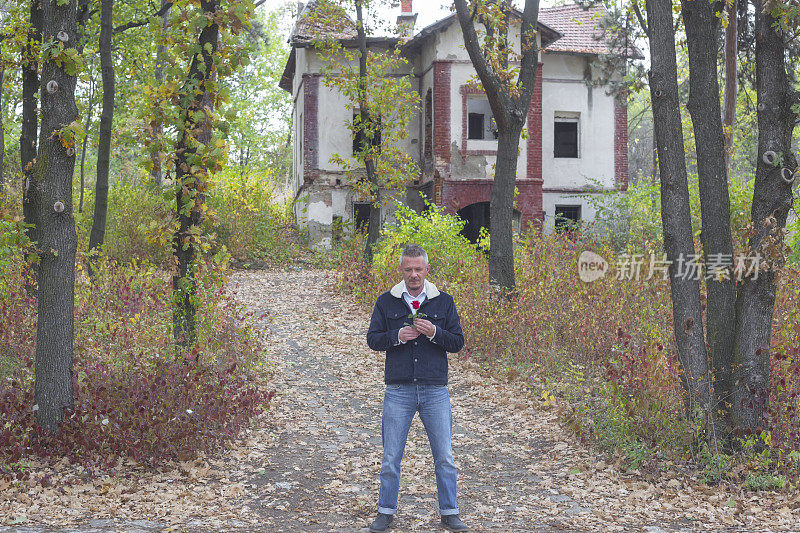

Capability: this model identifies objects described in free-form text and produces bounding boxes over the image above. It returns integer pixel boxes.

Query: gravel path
[2,269,796,532]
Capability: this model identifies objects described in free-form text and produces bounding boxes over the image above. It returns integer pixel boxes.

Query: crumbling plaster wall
[293,45,421,248]
[541,53,617,190]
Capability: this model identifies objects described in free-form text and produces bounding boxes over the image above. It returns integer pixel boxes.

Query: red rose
[412,300,420,310]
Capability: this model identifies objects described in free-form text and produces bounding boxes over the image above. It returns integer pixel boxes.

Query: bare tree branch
[631,0,649,38]
[516,0,541,108]
[114,0,173,34]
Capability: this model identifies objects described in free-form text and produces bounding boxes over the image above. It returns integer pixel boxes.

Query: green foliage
[370,201,486,290]
[223,6,293,184]
[40,38,83,76]
[74,168,305,268]
[207,166,296,262]
[76,176,174,265]
[0,217,31,279]
[587,172,755,254]
[592,385,655,469]
[312,1,420,204]
[744,472,788,491]
[698,442,734,484]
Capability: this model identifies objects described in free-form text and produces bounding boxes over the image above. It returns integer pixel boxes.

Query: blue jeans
[377,384,459,516]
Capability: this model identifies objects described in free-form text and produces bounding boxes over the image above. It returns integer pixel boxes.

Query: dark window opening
[353,202,373,232]
[353,113,381,156]
[554,205,581,232]
[457,202,490,243]
[468,113,485,140]
[457,202,521,244]
[554,121,578,158]
[466,98,497,140]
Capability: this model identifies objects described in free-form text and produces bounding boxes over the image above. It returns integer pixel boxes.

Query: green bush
[587,173,755,254]
[207,166,296,263]
[370,201,487,292]
[77,176,173,265]
[74,167,300,266]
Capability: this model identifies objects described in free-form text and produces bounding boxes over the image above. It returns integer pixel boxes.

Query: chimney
[397,0,417,37]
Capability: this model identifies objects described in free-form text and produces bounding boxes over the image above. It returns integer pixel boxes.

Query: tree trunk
[34,0,80,433]
[454,0,542,292]
[354,0,380,264]
[21,0,42,251]
[88,0,114,271]
[173,0,219,351]
[79,73,95,214]
[0,69,4,186]
[490,124,523,291]
[151,0,171,187]
[731,0,797,434]
[644,0,712,421]
[681,0,736,437]
[722,0,737,179]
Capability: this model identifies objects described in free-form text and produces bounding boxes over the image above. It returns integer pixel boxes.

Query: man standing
[366,244,468,532]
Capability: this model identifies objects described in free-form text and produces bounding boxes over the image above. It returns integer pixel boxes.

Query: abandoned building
[279,0,639,248]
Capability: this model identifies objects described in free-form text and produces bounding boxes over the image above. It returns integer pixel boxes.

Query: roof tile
[539,4,639,57]
[290,0,357,43]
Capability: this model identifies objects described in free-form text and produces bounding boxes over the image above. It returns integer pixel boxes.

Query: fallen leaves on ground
[2,269,799,531]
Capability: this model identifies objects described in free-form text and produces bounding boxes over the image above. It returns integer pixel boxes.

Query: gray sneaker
[441,514,468,532]
[369,512,394,532]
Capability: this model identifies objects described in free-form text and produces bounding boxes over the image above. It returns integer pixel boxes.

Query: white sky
[264,0,565,39]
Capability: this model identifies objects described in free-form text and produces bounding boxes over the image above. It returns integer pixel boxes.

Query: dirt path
[2,269,796,532]
[225,270,790,532]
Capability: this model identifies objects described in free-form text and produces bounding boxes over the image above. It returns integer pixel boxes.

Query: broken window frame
[554,204,582,232]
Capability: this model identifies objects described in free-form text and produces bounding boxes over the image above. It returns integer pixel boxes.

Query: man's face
[401,255,429,294]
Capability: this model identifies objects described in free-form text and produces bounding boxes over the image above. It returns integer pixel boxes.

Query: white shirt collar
[400,281,426,313]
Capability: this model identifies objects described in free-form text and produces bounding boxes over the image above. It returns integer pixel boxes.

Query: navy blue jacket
[367,280,464,385]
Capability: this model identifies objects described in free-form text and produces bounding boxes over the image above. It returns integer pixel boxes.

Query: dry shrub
[0,254,273,477]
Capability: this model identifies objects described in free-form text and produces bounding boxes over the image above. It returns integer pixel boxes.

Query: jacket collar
[390,279,440,300]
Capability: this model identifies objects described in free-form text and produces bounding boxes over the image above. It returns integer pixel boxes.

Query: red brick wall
[303,74,320,181]
[441,179,541,232]
[433,62,451,164]
[525,63,544,228]
[614,90,629,191]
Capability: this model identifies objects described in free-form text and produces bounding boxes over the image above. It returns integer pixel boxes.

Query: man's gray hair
[400,244,429,265]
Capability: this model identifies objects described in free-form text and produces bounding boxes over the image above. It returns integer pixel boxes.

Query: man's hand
[413,317,435,338]
[399,326,420,342]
